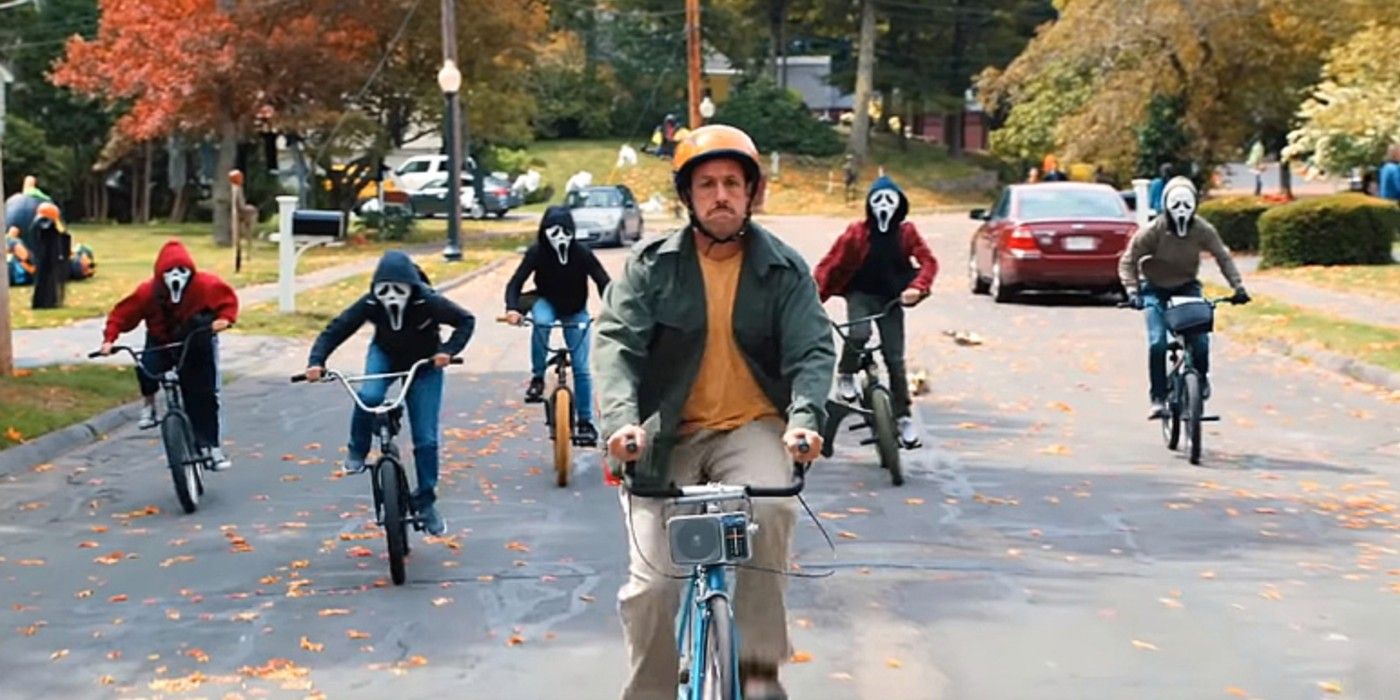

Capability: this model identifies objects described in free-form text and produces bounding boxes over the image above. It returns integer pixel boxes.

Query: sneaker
[835,373,858,402]
[575,421,599,447]
[207,446,232,471]
[137,405,158,429]
[1149,400,1168,420]
[419,504,447,536]
[524,376,545,403]
[340,458,368,475]
[897,416,922,449]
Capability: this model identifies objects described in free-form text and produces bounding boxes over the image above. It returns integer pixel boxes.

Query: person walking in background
[843,154,858,203]
[1148,163,1172,215]
[1379,144,1400,205]
[1025,166,1041,183]
[1246,137,1266,196]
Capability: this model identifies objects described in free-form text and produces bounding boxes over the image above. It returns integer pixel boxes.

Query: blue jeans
[347,344,443,507]
[1143,280,1209,401]
[529,298,594,423]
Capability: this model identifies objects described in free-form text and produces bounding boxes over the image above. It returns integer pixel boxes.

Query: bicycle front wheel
[1184,372,1204,465]
[1163,375,1182,451]
[699,596,736,700]
[161,412,200,514]
[868,385,903,486]
[551,388,573,488]
[379,459,410,585]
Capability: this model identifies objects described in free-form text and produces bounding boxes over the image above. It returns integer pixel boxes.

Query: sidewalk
[1203,255,1400,329]
[12,242,442,368]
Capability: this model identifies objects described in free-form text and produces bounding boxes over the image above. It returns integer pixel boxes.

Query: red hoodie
[813,220,938,302]
[103,240,239,344]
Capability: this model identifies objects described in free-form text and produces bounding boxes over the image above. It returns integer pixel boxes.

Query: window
[1015,188,1129,220]
[397,159,431,174]
[567,188,623,209]
[991,190,1011,220]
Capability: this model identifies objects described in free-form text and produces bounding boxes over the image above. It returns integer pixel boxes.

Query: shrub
[712,77,843,157]
[524,183,556,206]
[1198,196,1280,252]
[355,206,416,242]
[1258,193,1399,268]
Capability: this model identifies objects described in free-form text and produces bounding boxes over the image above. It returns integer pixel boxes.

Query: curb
[1255,338,1400,393]
[0,400,143,478]
[0,255,511,478]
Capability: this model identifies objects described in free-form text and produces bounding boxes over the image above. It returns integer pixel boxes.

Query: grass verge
[1209,285,1400,373]
[231,237,523,339]
[10,220,531,330]
[1260,261,1400,304]
[0,365,138,450]
[519,134,992,216]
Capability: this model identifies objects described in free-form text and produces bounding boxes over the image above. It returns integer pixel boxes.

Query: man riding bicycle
[1119,176,1250,419]
[503,204,611,445]
[303,251,475,537]
[813,174,937,448]
[99,240,238,470]
[595,124,835,700]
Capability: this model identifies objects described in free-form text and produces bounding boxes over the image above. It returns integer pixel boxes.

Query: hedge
[1258,193,1400,268]
[1198,196,1280,252]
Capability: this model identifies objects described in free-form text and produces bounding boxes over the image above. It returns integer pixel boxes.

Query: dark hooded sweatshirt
[308,251,475,371]
[104,240,239,344]
[504,205,610,316]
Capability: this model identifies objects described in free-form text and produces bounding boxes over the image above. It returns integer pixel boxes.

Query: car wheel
[991,256,1017,304]
[969,247,990,295]
[493,210,506,219]
[469,202,485,219]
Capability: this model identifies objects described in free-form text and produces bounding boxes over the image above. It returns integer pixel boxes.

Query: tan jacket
[1118,216,1243,293]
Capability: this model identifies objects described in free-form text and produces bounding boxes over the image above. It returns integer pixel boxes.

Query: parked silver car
[564,185,644,247]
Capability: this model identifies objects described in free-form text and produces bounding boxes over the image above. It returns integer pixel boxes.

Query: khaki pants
[617,417,797,700]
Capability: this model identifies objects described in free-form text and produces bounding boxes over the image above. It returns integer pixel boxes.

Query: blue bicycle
[622,441,807,700]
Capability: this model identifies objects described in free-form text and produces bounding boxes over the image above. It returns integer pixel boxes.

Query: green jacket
[595,221,836,485]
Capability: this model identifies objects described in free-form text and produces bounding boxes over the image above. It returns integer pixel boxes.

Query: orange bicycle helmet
[672,124,762,201]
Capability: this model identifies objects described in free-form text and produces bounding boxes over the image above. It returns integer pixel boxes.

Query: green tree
[713,77,843,156]
[1285,21,1400,174]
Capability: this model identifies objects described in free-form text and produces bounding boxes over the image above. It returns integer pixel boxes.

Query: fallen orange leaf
[432,597,454,607]
[1225,687,1248,698]
[108,594,128,603]
[905,498,925,505]
[299,636,324,652]
[837,531,859,540]
[507,635,526,646]
[5,427,25,443]
[346,546,375,558]
[505,541,530,553]
[317,608,351,617]
[78,541,100,549]
[886,658,902,669]
[347,630,371,640]
[50,649,69,661]
[1130,640,1158,651]
[1318,681,1343,694]
[790,651,813,663]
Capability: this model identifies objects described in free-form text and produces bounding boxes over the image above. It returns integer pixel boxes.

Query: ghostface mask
[869,189,900,233]
[1164,185,1197,237]
[163,266,192,304]
[545,225,571,265]
[374,281,411,330]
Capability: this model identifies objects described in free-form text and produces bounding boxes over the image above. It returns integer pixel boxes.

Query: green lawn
[231,236,524,339]
[9,220,528,330]
[518,134,992,216]
[0,364,139,450]
[1209,284,1400,373]
[1262,262,1400,303]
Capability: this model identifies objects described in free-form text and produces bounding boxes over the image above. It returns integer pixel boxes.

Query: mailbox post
[276,196,343,313]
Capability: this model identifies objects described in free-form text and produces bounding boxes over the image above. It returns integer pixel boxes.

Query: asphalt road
[2,213,1399,700]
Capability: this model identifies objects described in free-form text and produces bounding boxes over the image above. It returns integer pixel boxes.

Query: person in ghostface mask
[813,175,937,448]
[1119,176,1250,419]
[503,205,610,445]
[304,251,476,536]
[98,240,239,470]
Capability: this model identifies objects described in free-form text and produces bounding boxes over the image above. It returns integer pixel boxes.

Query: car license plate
[1063,236,1097,251]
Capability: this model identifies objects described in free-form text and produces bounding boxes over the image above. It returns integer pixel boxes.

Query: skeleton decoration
[545,224,572,265]
[163,266,192,304]
[869,188,901,233]
[1161,178,1198,237]
[373,281,411,331]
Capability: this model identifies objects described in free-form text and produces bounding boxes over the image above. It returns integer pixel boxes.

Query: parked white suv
[393,155,477,192]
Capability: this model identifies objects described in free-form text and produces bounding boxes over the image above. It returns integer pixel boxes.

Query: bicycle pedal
[1200,416,1221,422]
[848,422,871,432]
[859,437,877,446]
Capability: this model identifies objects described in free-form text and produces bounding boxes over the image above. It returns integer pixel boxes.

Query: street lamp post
[699,95,715,125]
[438,59,463,261]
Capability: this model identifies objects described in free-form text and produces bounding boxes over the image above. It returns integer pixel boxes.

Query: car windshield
[568,189,622,208]
[1016,188,1127,220]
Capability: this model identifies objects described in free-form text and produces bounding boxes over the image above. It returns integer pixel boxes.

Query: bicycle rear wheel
[379,459,410,585]
[1184,372,1204,465]
[699,596,736,700]
[868,385,903,486]
[161,412,200,514]
[551,388,573,488]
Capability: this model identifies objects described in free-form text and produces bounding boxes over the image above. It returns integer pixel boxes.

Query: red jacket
[103,240,239,344]
[813,220,938,302]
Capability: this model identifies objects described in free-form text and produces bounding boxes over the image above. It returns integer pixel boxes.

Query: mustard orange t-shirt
[680,247,780,433]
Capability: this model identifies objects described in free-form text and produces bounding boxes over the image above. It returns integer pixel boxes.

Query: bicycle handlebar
[291,356,463,414]
[619,437,809,499]
[1118,293,1248,309]
[495,315,593,331]
[828,298,910,338]
[87,325,216,379]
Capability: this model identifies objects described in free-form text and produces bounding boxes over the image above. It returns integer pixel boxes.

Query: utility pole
[0,63,13,376]
[685,0,703,130]
[849,0,876,163]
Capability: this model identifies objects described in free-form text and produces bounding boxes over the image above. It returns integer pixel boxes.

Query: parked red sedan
[967,182,1136,302]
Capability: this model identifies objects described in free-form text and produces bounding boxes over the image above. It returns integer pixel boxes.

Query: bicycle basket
[1164,297,1213,334]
